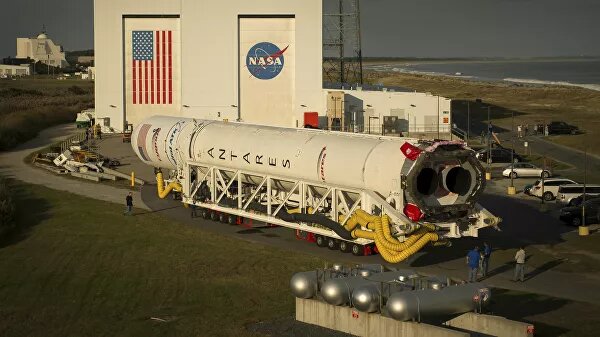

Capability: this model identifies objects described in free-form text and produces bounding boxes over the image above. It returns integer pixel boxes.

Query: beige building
[0,64,31,76]
[16,31,69,68]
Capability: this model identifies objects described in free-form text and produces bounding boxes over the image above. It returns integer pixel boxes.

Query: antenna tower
[323,0,363,86]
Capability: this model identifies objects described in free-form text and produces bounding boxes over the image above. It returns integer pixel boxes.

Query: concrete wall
[445,312,534,337]
[94,0,322,132]
[296,298,469,337]
[325,89,452,134]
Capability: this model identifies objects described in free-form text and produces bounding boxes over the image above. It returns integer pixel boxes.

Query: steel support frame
[179,161,494,243]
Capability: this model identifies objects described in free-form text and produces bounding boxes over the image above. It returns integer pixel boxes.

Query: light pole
[437,95,440,139]
[368,116,379,135]
[485,105,492,180]
[508,110,516,195]
[467,101,470,141]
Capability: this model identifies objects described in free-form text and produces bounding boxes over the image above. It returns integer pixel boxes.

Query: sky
[0,0,599,59]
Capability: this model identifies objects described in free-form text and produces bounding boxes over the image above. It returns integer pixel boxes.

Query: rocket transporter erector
[132,116,500,262]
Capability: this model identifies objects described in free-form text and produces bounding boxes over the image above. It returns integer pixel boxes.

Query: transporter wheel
[339,241,351,253]
[571,217,582,227]
[209,211,219,221]
[327,238,339,250]
[218,212,228,223]
[200,208,211,219]
[351,244,365,256]
[227,214,237,225]
[543,191,554,201]
[315,235,327,248]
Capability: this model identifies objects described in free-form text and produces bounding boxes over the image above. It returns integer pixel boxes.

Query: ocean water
[366,58,600,91]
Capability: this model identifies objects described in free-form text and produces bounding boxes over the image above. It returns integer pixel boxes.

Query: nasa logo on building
[246,42,288,80]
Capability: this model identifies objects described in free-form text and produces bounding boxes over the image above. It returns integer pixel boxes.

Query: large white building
[16,31,69,68]
[94,0,451,135]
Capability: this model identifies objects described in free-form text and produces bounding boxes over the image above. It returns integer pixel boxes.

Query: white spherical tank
[132,116,486,221]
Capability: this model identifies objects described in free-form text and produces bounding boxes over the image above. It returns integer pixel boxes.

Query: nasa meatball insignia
[246,42,288,80]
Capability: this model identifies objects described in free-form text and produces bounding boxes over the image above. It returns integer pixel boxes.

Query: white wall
[325,89,452,133]
[0,64,30,76]
[94,0,322,132]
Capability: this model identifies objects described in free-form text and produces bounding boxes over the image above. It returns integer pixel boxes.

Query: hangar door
[123,17,181,126]
[239,17,295,127]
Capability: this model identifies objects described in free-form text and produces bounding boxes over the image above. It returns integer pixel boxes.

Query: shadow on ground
[0,178,52,249]
[410,192,571,268]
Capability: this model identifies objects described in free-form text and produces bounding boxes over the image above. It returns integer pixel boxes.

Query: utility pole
[437,95,440,139]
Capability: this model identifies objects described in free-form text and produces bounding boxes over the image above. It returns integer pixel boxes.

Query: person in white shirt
[513,246,526,282]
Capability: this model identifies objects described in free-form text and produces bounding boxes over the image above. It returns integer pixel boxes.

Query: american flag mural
[132,30,173,105]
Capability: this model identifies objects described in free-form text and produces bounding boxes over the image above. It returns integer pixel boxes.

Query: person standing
[524,124,529,136]
[124,192,133,215]
[466,246,480,282]
[513,246,526,282]
[481,242,492,278]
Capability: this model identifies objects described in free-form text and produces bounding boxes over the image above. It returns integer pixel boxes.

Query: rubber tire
[327,238,339,250]
[351,244,365,256]
[201,208,211,219]
[227,214,237,225]
[571,217,582,227]
[315,235,327,248]
[542,171,550,178]
[543,191,554,201]
[218,213,229,223]
[339,241,351,253]
[511,172,518,179]
[209,211,219,221]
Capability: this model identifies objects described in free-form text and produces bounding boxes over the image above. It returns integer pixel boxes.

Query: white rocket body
[132,116,486,222]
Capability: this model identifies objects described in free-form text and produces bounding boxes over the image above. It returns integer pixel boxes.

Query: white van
[532,178,577,201]
[557,184,600,206]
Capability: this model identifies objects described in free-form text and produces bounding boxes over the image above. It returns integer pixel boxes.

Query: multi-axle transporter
[132,116,500,263]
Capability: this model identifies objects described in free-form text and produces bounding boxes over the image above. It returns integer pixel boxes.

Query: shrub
[0,177,16,237]
[67,86,86,95]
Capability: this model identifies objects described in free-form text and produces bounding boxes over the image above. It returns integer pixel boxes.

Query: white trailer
[132,116,500,262]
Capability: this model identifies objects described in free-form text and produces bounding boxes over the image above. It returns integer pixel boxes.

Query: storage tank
[386,283,491,321]
[131,116,486,222]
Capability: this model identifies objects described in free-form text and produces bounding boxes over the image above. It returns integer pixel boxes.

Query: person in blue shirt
[481,242,492,278]
[466,246,480,282]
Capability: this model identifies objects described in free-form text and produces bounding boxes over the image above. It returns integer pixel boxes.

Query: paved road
[0,124,150,210]
[453,112,600,182]
[2,124,599,306]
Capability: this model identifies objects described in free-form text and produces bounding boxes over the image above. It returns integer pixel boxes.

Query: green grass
[0,180,322,337]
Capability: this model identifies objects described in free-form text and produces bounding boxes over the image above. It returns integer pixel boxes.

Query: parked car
[568,194,600,207]
[502,163,551,179]
[476,148,523,163]
[531,178,577,201]
[559,198,600,226]
[556,184,600,206]
[547,121,579,135]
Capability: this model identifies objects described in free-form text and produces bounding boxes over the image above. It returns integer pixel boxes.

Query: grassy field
[365,70,600,156]
[0,180,323,337]
[0,79,93,150]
